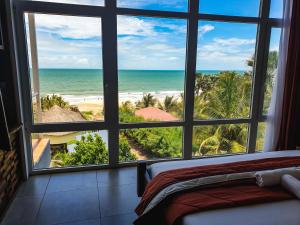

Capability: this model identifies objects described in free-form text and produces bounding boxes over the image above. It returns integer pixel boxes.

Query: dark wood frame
[137,161,150,197]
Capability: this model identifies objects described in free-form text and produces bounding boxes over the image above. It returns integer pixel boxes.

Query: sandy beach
[62,91,183,118]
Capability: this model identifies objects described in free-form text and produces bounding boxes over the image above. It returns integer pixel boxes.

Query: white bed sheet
[149,151,300,177]
[148,151,300,225]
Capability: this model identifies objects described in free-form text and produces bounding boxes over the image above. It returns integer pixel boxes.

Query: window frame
[13,0,283,174]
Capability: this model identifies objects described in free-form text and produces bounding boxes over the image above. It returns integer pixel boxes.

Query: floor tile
[0,196,43,225]
[101,213,137,225]
[97,167,136,187]
[55,218,101,225]
[35,188,100,225]
[17,175,50,197]
[47,171,97,193]
[99,184,139,217]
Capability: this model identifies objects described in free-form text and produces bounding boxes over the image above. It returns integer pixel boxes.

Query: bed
[136,151,300,225]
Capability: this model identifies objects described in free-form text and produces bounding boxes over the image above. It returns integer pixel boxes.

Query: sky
[27,0,283,70]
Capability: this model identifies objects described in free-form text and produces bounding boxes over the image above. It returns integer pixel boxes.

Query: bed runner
[134,157,300,225]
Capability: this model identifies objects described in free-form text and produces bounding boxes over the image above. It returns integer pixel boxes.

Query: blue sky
[28,0,283,70]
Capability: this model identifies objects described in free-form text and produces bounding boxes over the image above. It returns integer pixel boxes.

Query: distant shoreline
[49,91,184,105]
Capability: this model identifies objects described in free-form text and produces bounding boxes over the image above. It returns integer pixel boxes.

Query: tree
[194,124,248,156]
[119,136,137,161]
[158,96,178,112]
[41,94,69,111]
[53,133,136,166]
[136,93,157,108]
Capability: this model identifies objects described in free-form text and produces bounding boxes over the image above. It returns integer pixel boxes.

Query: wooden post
[28,13,41,123]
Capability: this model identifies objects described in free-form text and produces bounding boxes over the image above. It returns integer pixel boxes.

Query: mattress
[182,200,300,225]
[148,151,300,225]
[149,150,300,177]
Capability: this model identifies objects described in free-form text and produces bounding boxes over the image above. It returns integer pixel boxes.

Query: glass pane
[31,0,104,6]
[263,28,281,114]
[119,127,183,162]
[32,130,108,169]
[194,22,257,120]
[199,0,260,17]
[25,13,104,124]
[270,0,284,18]
[117,16,186,123]
[117,0,187,12]
[256,122,266,152]
[193,124,248,157]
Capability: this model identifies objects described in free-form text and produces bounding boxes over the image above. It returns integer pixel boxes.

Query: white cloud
[199,24,215,36]
[197,37,256,70]
[213,38,256,46]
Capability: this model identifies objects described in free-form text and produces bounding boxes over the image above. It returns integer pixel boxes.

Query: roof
[41,105,85,123]
[135,107,178,121]
[41,105,86,136]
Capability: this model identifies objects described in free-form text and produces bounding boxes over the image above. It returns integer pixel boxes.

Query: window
[15,0,283,172]
[199,0,260,17]
[119,127,183,162]
[117,16,186,123]
[25,13,104,124]
[263,28,281,114]
[32,130,108,169]
[194,21,257,120]
[270,0,284,18]
[193,124,248,157]
[256,122,266,151]
[117,0,188,12]
[30,0,104,6]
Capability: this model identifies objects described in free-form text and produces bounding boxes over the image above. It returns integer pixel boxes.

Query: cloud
[213,38,256,46]
[197,37,256,70]
[33,14,102,39]
[199,24,215,36]
[27,12,253,70]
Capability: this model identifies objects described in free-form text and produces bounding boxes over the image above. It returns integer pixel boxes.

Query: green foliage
[119,135,137,161]
[53,133,136,167]
[136,93,157,108]
[158,96,178,112]
[81,111,93,120]
[121,127,182,158]
[41,94,69,111]
[193,124,248,156]
[119,102,144,123]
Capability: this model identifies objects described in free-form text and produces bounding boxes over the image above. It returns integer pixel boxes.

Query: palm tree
[201,72,250,119]
[193,72,250,156]
[195,124,248,156]
[158,96,178,112]
[136,93,157,108]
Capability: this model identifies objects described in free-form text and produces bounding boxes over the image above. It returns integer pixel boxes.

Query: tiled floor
[1,167,139,225]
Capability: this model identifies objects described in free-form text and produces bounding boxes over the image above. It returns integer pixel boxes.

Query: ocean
[38,69,245,97]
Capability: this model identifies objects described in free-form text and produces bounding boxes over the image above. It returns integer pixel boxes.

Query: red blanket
[135,157,300,225]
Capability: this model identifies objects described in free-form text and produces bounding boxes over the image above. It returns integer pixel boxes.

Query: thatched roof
[41,105,86,136]
[135,107,178,121]
[42,105,85,123]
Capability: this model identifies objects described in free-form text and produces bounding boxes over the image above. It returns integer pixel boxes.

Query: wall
[0,0,23,219]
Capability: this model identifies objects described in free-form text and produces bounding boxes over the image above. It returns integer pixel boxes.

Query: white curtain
[263,0,293,152]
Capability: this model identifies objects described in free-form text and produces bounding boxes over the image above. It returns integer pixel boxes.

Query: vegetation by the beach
[41,94,69,111]
[122,127,182,159]
[53,133,136,167]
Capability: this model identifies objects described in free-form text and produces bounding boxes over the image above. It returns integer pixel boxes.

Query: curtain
[263,0,294,151]
[276,0,300,150]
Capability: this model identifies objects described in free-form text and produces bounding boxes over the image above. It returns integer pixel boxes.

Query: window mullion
[102,0,119,167]
[183,0,199,160]
[248,0,271,153]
